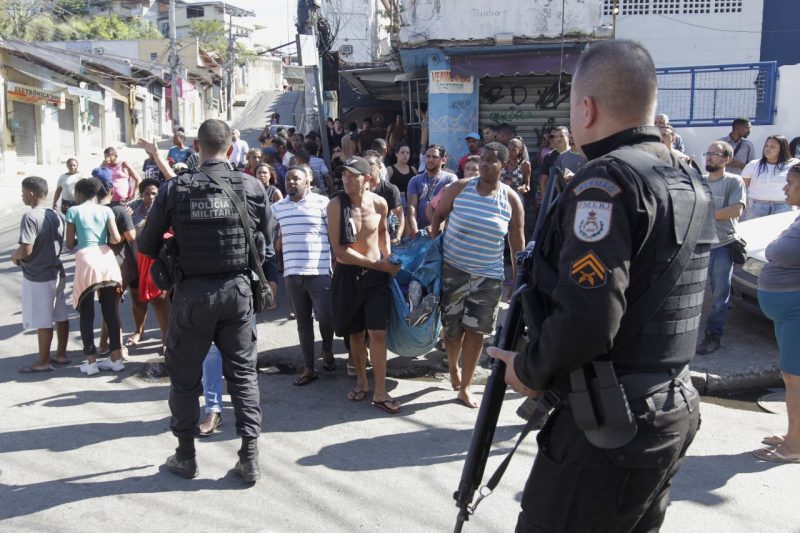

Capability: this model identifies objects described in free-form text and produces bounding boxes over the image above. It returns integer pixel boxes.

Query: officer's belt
[181,269,248,281]
[617,364,690,401]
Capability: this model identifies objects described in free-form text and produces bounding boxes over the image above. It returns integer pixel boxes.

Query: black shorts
[331,263,390,336]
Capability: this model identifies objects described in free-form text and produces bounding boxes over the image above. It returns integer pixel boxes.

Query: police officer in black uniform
[489,40,716,531]
[138,119,270,484]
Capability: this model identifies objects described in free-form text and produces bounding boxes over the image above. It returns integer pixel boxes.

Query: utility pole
[225,12,249,122]
[226,11,234,121]
[297,1,330,172]
[169,0,180,130]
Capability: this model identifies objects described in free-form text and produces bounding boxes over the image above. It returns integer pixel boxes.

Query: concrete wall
[234,57,283,99]
[400,0,602,43]
[672,64,800,162]
[606,1,763,68]
[323,0,391,64]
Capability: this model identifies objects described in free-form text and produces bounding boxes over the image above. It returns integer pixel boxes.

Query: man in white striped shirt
[272,166,336,385]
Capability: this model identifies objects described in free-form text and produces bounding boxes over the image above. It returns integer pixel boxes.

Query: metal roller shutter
[113,99,126,144]
[58,100,77,157]
[88,102,103,153]
[14,102,38,165]
[479,75,572,151]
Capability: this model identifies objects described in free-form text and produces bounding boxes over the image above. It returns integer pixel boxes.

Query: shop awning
[450,50,581,78]
[340,65,428,102]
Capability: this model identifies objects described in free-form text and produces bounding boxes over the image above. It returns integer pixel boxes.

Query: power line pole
[226,11,234,121]
[169,0,181,130]
[225,13,248,122]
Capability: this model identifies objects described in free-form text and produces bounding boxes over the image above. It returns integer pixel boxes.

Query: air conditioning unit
[93,47,105,55]
[339,44,353,55]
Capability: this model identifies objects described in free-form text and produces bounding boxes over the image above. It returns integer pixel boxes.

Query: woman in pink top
[102,147,141,203]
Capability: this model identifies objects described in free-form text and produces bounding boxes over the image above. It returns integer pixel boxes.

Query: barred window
[656,62,777,126]
[652,0,681,15]
[603,0,742,15]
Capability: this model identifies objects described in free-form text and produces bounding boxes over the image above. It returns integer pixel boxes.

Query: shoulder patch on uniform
[573,178,621,198]
[570,251,608,289]
[574,201,612,242]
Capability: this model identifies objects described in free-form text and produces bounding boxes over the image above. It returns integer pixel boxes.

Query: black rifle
[452,167,563,532]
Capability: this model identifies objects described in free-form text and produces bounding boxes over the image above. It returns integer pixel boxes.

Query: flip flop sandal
[347,389,368,402]
[372,399,401,414]
[50,358,72,366]
[293,373,319,386]
[322,354,336,371]
[753,447,800,463]
[19,365,54,374]
[762,435,785,446]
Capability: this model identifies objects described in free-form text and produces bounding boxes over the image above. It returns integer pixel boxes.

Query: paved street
[0,203,798,532]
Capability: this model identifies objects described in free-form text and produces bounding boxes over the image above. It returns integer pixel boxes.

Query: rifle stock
[453,167,563,532]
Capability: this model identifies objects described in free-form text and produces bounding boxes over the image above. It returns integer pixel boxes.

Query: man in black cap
[138,118,270,484]
[489,39,716,531]
[327,156,401,414]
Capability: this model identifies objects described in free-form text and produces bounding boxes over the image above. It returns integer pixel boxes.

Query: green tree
[52,0,88,21]
[68,14,161,40]
[188,19,227,58]
[0,0,50,38]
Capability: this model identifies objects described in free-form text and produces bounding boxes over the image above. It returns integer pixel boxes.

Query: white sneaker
[97,358,125,372]
[80,362,99,376]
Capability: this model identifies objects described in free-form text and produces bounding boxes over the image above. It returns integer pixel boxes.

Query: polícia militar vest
[605,146,717,371]
[173,169,249,277]
[532,144,716,373]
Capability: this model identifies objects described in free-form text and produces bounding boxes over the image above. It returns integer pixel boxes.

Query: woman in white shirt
[742,134,799,220]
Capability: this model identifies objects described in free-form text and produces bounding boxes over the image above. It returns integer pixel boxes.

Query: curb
[691,367,783,395]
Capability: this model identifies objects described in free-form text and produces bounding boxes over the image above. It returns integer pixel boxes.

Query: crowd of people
[11,68,800,483]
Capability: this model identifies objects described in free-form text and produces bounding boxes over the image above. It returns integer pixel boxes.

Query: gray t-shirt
[759,215,800,292]
[706,172,745,248]
[18,207,65,282]
[718,134,755,176]
[555,150,588,174]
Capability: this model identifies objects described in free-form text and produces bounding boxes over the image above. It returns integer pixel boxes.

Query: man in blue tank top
[430,142,525,408]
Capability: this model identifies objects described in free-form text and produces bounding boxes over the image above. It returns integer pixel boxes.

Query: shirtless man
[327,156,402,414]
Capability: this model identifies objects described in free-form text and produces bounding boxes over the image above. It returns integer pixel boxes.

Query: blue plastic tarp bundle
[387,236,442,357]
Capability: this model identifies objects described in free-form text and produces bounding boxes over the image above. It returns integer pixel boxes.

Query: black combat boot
[696,332,721,355]
[234,436,260,484]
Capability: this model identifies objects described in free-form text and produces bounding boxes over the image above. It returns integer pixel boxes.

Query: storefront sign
[7,81,65,108]
[429,70,474,94]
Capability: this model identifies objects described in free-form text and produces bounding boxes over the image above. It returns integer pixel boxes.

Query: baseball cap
[342,156,370,176]
[465,132,481,140]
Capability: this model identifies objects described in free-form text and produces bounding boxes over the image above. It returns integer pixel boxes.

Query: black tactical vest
[529,144,716,374]
[607,148,716,371]
[172,169,248,277]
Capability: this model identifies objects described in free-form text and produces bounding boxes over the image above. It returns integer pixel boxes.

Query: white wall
[400,0,602,42]
[674,64,800,161]
[323,0,390,64]
[608,1,763,68]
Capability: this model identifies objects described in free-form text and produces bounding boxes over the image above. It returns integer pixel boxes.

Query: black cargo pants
[165,273,261,439]
[516,375,701,533]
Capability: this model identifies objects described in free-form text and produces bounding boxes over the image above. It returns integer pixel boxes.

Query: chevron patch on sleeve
[570,251,608,289]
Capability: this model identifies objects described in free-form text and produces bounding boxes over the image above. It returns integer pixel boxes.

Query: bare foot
[457,389,478,409]
[449,371,461,391]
